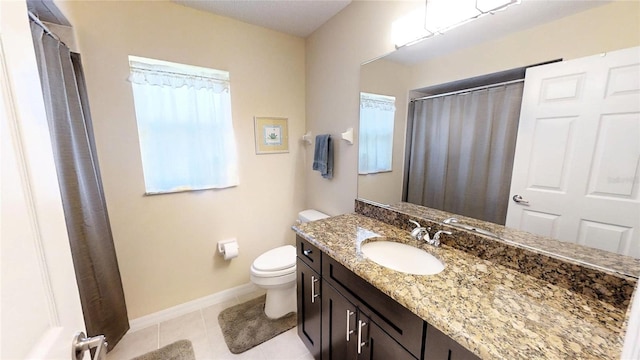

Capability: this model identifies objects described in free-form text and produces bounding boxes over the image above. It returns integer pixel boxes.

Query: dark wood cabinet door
[322,253,425,358]
[322,281,416,360]
[297,258,322,360]
[363,319,417,360]
[424,326,480,360]
[321,280,358,360]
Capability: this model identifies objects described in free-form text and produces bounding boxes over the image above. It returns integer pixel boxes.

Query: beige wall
[305,1,419,215]
[57,0,306,318]
[307,1,640,213]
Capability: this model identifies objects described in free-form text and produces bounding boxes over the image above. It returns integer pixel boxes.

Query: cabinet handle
[311,275,319,303]
[345,310,355,341]
[303,249,312,256]
[357,320,367,354]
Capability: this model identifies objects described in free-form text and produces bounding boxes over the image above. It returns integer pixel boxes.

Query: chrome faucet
[425,230,452,247]
[409,220,429,240]
[443,217,459,224]
[410,220,451,247]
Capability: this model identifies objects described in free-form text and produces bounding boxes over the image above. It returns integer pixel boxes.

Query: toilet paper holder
[218,238,239,260]
[218,239,236,253]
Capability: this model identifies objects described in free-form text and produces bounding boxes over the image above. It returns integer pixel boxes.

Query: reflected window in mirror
[359,92,396,174]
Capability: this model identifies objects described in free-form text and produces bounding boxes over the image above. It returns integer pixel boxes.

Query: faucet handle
[422,227,432,240]
[433,230,452,239]
[432,230,452,247]
[443,217,458,224]
[409,220,427,240]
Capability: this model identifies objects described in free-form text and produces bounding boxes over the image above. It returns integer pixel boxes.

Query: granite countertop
[387,202,640,278]
[293,213,630,360]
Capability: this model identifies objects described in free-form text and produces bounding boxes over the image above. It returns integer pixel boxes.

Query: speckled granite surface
[293,213,633,360]
[355,200,639,310]
[381,201,640,278]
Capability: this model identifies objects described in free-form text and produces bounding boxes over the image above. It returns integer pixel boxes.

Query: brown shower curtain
[30,21,129,349]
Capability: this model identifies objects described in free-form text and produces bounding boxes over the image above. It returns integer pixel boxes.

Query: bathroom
[1,0,638,359]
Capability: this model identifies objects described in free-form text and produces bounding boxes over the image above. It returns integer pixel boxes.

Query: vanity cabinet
[322,252,425,359]
[296,235,479,360]
[322,280,416,360]
[296,238,322,359]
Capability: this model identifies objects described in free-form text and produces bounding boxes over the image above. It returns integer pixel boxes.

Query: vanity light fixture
[425,0,520,34]
[476,0,519,13]
[393,0,519,49]
[391,6,434,49]
[425,0,482,34]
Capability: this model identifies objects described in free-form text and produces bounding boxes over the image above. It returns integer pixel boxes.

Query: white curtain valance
[360,92,396,111]
[128,60,229,92]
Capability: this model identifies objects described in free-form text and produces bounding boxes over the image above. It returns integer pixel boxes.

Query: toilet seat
[250,245,296,279]
[252,245,296,272]
[250,264,295,278]
[253,245,296,271]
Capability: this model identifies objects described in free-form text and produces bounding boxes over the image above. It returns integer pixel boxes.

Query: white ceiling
[173,0,352,38]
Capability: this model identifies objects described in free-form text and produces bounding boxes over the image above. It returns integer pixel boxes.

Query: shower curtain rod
[411,78,524,102]
[28,11,61,42]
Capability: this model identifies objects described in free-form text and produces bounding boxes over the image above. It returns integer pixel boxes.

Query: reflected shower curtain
[405,82,524,224]
[30,22,129,348]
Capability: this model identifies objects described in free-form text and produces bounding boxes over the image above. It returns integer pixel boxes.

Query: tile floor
[107,291,314,360]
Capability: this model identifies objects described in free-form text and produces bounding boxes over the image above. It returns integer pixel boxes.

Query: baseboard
[128,282,259,332]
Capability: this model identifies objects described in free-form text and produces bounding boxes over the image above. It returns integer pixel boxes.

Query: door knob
[72,332,107,360]
[512,194,530,205]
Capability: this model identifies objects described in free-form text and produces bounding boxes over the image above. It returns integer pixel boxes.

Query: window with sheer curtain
[359,92,396,174]
[128,56,239,194]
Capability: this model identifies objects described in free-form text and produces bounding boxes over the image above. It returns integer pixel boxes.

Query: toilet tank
[298,209,329,223]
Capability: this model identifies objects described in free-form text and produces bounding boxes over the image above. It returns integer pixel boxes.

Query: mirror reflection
[358,93,396,176]
[358,3,640,262]
[404,80,524,226]
[358,59,409,205]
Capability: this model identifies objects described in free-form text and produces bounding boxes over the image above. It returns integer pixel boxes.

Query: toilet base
[264,283,296,319]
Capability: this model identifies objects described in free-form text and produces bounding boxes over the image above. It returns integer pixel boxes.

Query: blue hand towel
[312,134,333,179]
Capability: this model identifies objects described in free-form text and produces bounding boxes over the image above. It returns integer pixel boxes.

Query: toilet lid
[253,245,296,272]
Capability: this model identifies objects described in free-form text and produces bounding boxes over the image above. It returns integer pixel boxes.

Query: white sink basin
[360,240,445,275]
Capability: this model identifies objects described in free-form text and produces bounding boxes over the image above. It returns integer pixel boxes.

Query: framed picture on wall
[254,117,289,154]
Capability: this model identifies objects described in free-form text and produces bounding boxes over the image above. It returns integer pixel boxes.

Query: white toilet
[250,209,329,319]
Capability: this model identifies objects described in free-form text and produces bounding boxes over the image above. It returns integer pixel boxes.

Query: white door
[506,46,640,258]
[1,1,87,359]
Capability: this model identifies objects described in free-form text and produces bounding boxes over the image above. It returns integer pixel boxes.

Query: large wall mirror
[357,0,640,272]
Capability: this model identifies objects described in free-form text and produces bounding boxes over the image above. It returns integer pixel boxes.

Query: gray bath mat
[130,339,195,360]
[218,295,296,354]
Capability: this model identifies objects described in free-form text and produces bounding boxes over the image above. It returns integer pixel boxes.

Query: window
[358,92,396,174]
[128,56,238,194]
